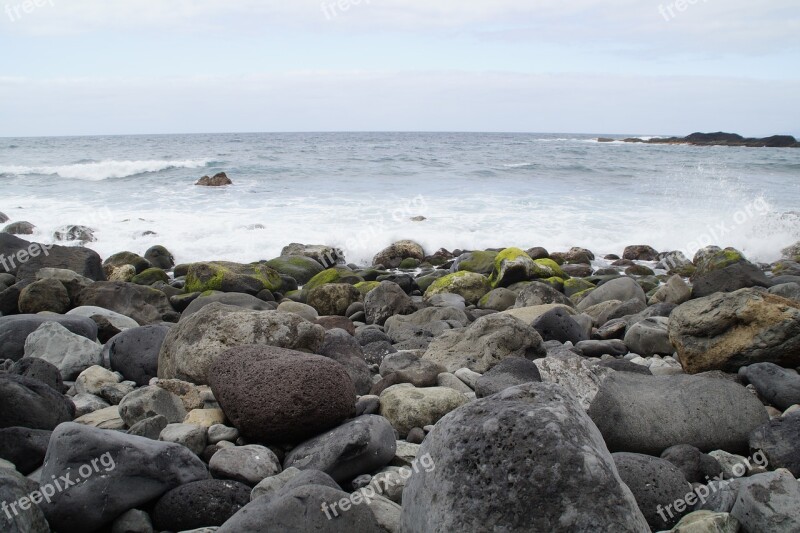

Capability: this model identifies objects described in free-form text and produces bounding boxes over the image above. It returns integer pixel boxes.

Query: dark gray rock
[575,339,628,357]
[660,444,722,484]
[13,240,104,282]
[181,291,274,319]
[0,427,51,474]
[749,415,800,476]
[588,372,769,455]
[152,479,251,530]
[40,422,209,533]
[364,281,415,326]
[379,351,445,388]
[769,282,800,302]
[401,382,649,532]
[0,314,97,361]
[475,357,542,398]
[612,452,692,530]
[730,470,800,533]
[316,328,373,395]
[355,326,391,346]
[284,415,396,484]
[532,307,588,344]
[107,324,170,386]
[361,340,397,366]
[0,374,74,430]
[594,359,652,375]
[691,262,771,298]
[144,245,175,271]
[623,317,673,356]
[18,278,70,314]
[576,277,646,312]
[218,485,382,532]
[127,414,168,440]
[740,363,800,410]
[10,358,63,392]
[76,281,179,325]
[0,468,50,532]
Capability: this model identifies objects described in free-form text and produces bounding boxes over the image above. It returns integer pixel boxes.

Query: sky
[0,0,798,137]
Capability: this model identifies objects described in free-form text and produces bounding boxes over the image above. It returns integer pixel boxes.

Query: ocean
[1,132,798,266]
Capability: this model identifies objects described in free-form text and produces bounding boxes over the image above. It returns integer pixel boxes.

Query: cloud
[1,0,798,55]
[1,70,797,137]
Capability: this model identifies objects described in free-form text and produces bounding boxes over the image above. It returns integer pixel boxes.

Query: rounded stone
[209,345,356,443]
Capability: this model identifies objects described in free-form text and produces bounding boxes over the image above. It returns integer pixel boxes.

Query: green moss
[185,263,227,293]
[399,257,420,269]
[539,276,565,291]
[184,262,282,294]
[355,281,381,296]
[131,267,169,286]
[425,271,492,305]
[694,247,746,278]
[304,267,363,293]
[416,270,450,292]
[456,250,498,275]
[265,256,324,286]
[570,287,595,306]
[489,248,532,287]
[563,278,595,297]
[533,258,567,279]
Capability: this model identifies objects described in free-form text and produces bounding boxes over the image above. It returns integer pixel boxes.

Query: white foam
[0,159,209,181]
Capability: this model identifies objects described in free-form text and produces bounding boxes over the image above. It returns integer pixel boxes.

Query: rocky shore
[598,131,800,148]
[2,224,800,532]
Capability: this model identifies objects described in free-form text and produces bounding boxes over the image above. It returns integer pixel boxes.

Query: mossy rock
[354,281,381,296]
[304,267,364,293]
[103,251,151,274]
[489,248,537,288]
[692,247,747,279]
[538,277,565,292]
[454,250,498,276]
[506,281,533,294]
[185,261,282,295]
[415,270,450,293]
[265,255,325,286]
[356,268,391,282]
[625,264,655,277]
[131,267,169,286]
[563,278,595,297]
[636,276,660,294]
[569,287,596,306]
[424,271,492,305]
[533,258,567,280]
[399,257,421,269]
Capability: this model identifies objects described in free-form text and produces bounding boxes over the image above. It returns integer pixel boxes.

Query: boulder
[284,415,396,484]
[76,281,178,324]
[691,262,771,298]
[118,386,187,427]
[475,357,542,398]
[152,479,250,531]
[648,274,691,306]
[209,445,282,486]
[23,321,102,380]
[9,358,63,392]
[315,328,373,395]
[364,281,415,325]
[13,241,104,281]
[18,278,70,314]
[728,469,800,532]
[739,363,800,411]
[478,287,517,311]
[196,172,232,186]
[612,452,692,530]
[452,250,498,275]
[0,427,51,474]
[624,317,673,356]
[383,306,469,345]
[576,277,646,312]
[623,245,659,261]
[0,314,97,361]
[372,240,425,269]
[379,351,446,388]
[422,314,546,373]
[749,415,800,476]
[281,243,344,268]
[514,281,574,308]
[103,251,151,274]
[182,291,274,319]
[588,372,768,455]
[423,271,492,305]
[307,283,362,316]
[668,288,800,373]
[534,355,614,410]
[400,382,649,532]
[39,422,209,532]
[659,444,722,484]
[379,384,468,437]
[158,303,325,384]
[531,307,588,344]
[184,261,282,295]
[265,255,325,285]
[107,324,170,386]
[0,468,50,533]
[217,485,382,532]
[209,345,356,443]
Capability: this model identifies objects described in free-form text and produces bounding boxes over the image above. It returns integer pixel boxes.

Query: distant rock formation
[614,132,799,148]
[196,172,233,186]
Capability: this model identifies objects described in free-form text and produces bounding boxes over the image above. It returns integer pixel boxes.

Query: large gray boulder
[76,281,178,324]
[400,382,649,532]
[284,415,396,484]
[729,469,800,533]
[623,317,673,356]
[158,303,325,384]
[588,372,768,455]
[180,291,274,319]
[739,362,800,410]
[669,288,800,373]
[107,324,171,386]
[364,281,415,325]
[0,234,104,281]
[39,422,209,533]
[749,415,800,477]
[0,314,97,361]
[576,277,646,312]
[0,374,75,430]
[383,306,469,345]
[23,321,103,380]
[514,281,575,308]
[422,314,546,373]
[691,261,771,298]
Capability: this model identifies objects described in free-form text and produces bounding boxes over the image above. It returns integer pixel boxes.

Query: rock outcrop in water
[1,236,800,532]
[609,132,800,148]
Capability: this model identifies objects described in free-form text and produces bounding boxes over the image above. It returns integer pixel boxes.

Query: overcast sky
[0,0,798,137]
